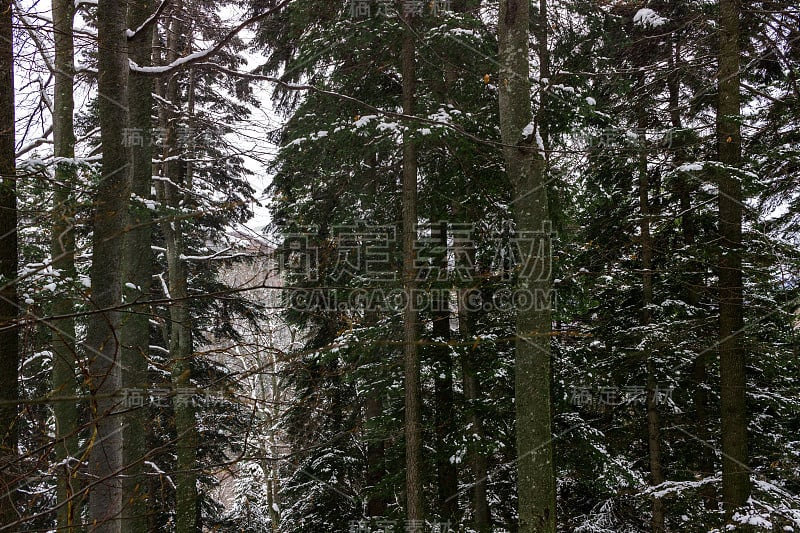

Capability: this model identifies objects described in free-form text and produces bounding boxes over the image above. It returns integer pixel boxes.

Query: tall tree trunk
[449,106,490,533]
[645,365,665,532]
[461,351,491,531]
[158,66,199,533]
[364,162,388,520]
[637,102,665,532]
[401,10,423,523]
[668,35,717,510]
[160,129,199,533]
[456,254,491,533]
[431,222,458,523]
[255,340,281,532]
[0,0,19,524]
[156,11,198,526]
[365,393,387,518]
[51,0,82,528]
[717,0,750,514]
[121,0,155,530]
[498,1,557,531]
[534,0,549,150]
[163,217,198,533]
[86,0,130,529]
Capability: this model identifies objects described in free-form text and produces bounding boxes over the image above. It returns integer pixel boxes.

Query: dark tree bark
[156,7,199,529]
[498,0,557,531]
[457,258,491,533]
[445,19,489,529]
[637,99,665,532]
[717,0,750,515]
[365,392,387,518]
[162,203,198,533]
[51,0,82,528]
[534,0,549,150]
[431,222,458,523]
[0,0,19,524]
[668,35,717,510]
[150,7,201,528]
[86,0,130,529]
[263,354,281,533]
[121,0,156,530]
[401,9,423,523]
[363,157,388,520]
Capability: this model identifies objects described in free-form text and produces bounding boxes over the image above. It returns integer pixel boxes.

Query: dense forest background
[0,0,799,531]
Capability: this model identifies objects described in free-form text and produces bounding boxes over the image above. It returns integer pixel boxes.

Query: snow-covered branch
[16,125,53,158]
[129,0,292,76]
[126,0,170,42]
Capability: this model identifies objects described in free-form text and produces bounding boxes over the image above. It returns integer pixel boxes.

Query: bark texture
[457,273,491,533]
[498,0,557,531]
[668,36,717,510]
[86,0,130,529]
[51,0,82,528]
[431,222,458,523]
[0,0,19,523]
[717,0,750,515]
[121,0,156,529]
[156,8,199,528]
[401,12,423,523]
[637,94,665,533]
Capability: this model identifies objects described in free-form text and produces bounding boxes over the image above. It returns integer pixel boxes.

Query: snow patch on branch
[677,162,704,172]
[130,46,216,74]
[633,8,667,28]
